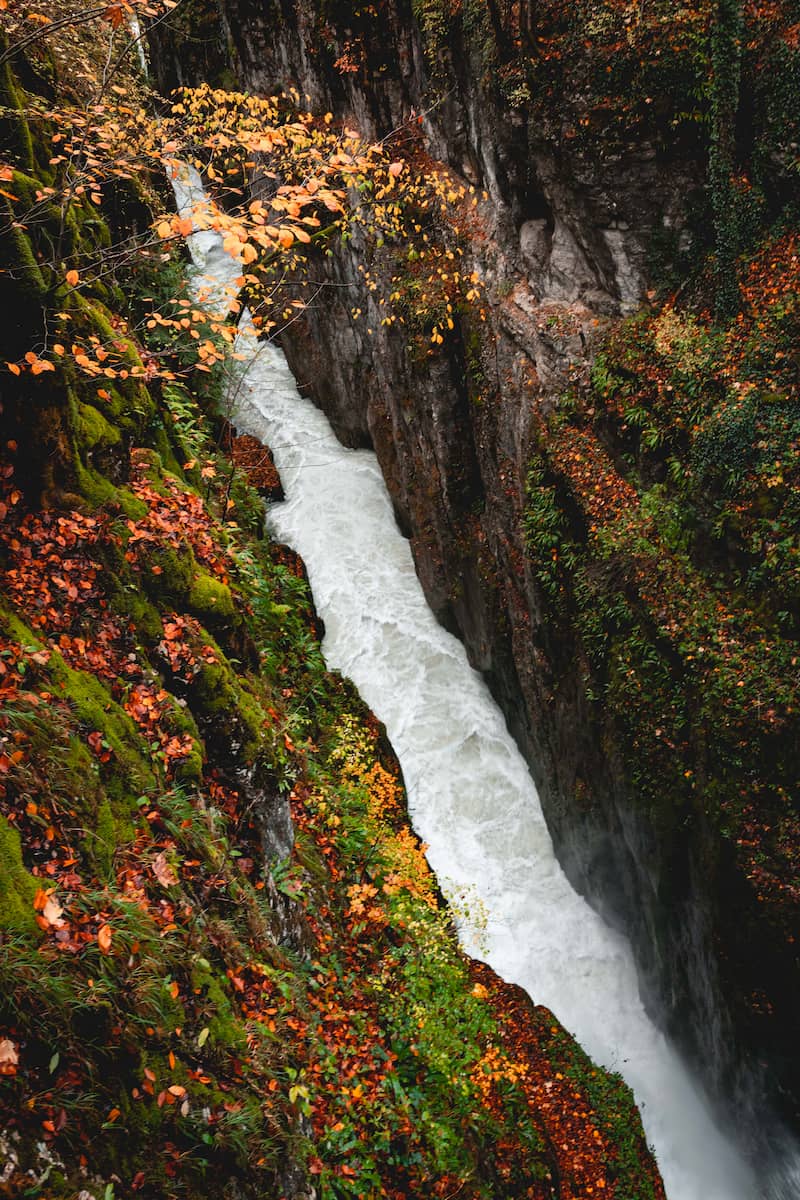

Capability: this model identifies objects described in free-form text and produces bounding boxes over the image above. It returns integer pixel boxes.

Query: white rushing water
[172,167,762,1200]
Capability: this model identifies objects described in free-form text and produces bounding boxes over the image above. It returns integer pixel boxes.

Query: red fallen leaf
[131,1172,146,1190]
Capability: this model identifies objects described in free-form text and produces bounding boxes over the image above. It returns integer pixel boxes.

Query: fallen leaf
[152,850,179,887]
[42,895,64,927]
[0,1039,19,1074]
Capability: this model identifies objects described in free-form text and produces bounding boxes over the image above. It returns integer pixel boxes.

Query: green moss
[75,400,122,451]
[73,456,146,518]
[168,704,204,783]
[111,585,164,642]
[0,608,42,651]
[188,640,264,761]
[56,734,104,818]
[190,962,246,1054]
[49,654,156,804]
[0,55,34,170]
[0,815,39,934]
[188,571,236,621]
[191,659,239,717]
[68,294,156,436]
[9,168,39,210]
[93,798,126,878]
[140,540,194,607]
[152,425,187,480]
[0,218,48,359]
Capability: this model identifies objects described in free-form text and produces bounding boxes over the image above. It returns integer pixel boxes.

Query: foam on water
[172,165,782,1200]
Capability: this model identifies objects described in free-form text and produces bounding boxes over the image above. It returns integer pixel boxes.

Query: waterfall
[171,166,788,1200]
[128,14,149,75]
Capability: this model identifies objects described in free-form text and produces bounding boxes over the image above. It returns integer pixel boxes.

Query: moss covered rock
[0,815,39,934]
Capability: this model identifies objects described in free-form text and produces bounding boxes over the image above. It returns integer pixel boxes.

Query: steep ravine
[147,0,800,1180]
[0,21,674,1197]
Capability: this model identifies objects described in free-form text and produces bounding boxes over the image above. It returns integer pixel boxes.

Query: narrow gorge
[150,0,800,1177]
[1,2,799,1199]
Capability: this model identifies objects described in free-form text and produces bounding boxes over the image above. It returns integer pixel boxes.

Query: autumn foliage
[0,4,664,1198]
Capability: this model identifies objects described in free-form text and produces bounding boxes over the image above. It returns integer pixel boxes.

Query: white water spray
[172,167,768,1200]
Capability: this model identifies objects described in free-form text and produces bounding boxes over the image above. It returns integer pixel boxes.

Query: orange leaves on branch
[7,77,466,389]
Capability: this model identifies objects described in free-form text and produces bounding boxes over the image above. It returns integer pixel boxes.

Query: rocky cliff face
[150,0,800,1164]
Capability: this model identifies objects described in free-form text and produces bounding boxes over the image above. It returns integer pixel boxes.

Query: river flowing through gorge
[173,167,778,1200]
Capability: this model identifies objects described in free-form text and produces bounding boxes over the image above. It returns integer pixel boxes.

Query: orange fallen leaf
[97,923,112,954]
